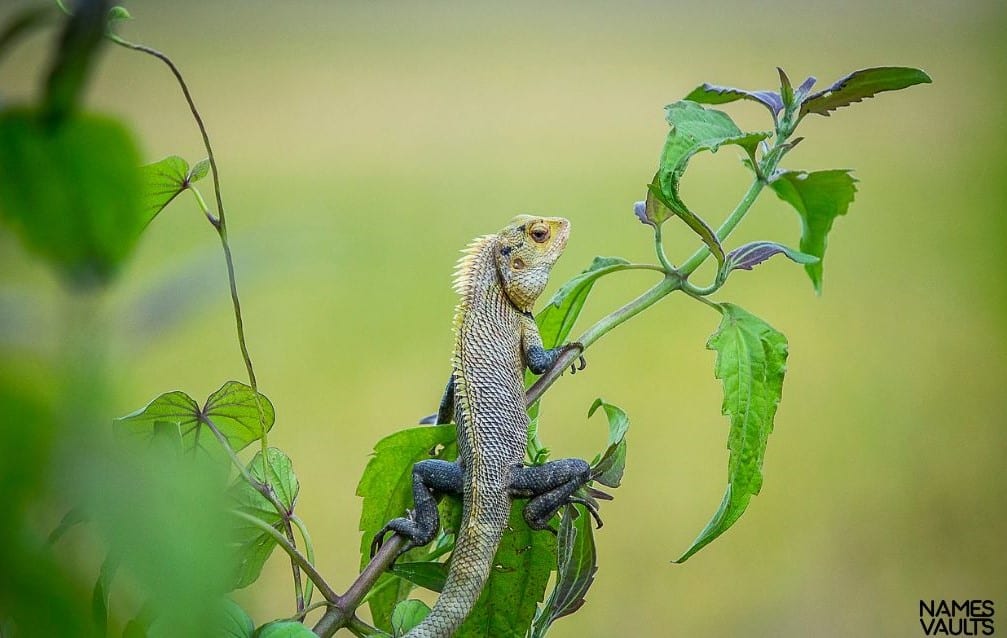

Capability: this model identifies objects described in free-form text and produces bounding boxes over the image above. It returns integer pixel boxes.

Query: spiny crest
[451,233,496,297]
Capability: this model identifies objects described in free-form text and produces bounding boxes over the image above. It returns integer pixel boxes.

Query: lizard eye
[529,224,550,243]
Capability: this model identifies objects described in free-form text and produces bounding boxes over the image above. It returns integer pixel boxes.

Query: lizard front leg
[520,312,586,376]
[371,459,463,557]
[509,458,600,531]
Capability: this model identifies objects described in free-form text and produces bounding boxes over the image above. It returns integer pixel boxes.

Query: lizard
[371,215,599,638]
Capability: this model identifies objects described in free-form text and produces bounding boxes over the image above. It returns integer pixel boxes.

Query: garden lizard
[371,215,597,638]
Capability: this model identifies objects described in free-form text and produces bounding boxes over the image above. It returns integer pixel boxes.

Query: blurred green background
[2,1,1005,636]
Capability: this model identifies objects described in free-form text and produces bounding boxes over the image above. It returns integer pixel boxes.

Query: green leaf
[107,6,132,23]
[229,448,299,589]
[187,158,211,184]
[43,0,109,122]
[390,561,449,593]
[799,66,932,118]
[203,381,277,453]
[675,304,788,563]
[535,256,631,350]
[92,552,120,635]
[635,172,673,228]
[769,170,857,293]
[391,600,431,636]
[0,109,143,286]
[587,398,629,489]
[356,425,458,631]
[220,598,255,638]
[114,382,275,461]
[254,621,315,638]
[139,156,189,227]
[659,101,770,266]
[455,503,556,638]
[530,505,598,637]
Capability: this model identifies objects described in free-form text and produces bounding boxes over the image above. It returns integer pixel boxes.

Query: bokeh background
[2,1,1005,636]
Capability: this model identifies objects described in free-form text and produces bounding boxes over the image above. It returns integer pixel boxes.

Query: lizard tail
[404,494,509,638]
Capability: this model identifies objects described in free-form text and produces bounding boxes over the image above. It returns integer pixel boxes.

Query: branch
[313,535,407,637]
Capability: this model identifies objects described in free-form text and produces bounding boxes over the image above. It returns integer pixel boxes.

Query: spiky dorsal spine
[450,234,498,423]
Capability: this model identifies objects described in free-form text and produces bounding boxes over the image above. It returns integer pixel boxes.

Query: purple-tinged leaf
[794,76,817,102]
[726,241,818,272]
[530,505,598,637]
[635,172,673,229]
[632,200,647,226]
[800,66,931,118]
[684,83,783,116]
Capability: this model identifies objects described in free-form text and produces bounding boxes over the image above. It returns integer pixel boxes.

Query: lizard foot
[370,514,421,560]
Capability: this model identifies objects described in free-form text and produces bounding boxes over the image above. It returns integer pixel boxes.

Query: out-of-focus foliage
[1,1,1002,637]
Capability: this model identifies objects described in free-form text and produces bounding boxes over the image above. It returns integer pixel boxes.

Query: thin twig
[202,416,334,605]
[108,31,297,609]
[231,511,341,604]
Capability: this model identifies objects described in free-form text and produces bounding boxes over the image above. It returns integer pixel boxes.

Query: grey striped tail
[404,497,508,638]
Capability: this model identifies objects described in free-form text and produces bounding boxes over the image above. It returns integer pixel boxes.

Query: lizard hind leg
[370,459,463,558]
[509,458,596,531]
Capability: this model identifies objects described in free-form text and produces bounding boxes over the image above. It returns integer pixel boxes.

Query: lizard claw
[568,496,604,529]
[563,342,587,375]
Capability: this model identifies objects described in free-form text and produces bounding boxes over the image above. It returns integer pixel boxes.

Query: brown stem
[313,535,407,637]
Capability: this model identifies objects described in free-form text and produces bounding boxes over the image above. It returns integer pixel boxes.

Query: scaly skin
[373,216,594,637]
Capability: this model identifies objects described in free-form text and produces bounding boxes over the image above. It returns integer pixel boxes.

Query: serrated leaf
[724,241,818,275]
[659,101,770,266]
[114,381,274,461]
[535,256,631,350]
[390,561,449,593]
[391,600,431,636]
[683,83,783,116]
[455,503,556,638]
[586,398,629,489]
[228,448,299,589]
[769,170,857,293]
[254,621,315,638]
[530,505,598,637]
[799,66,932,118]
[187,158,211,184]
[675,304,787,563]
[356,425,458,631]
[0,109,143,286]
[139,156,189,226]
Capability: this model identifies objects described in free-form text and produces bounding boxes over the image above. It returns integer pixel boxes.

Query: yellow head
[494,215,570,312]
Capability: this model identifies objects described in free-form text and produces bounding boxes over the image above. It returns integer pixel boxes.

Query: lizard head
[494,215,570,312]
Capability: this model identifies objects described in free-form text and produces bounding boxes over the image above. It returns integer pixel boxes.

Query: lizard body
[373,216,594,637]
